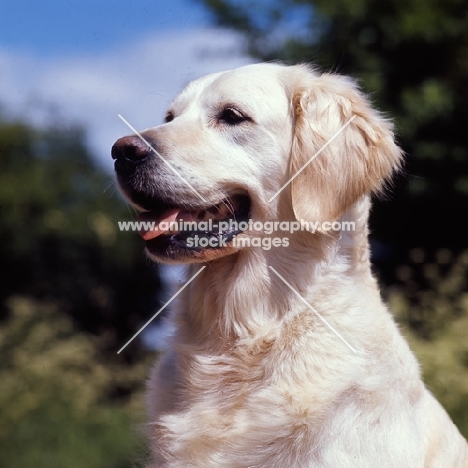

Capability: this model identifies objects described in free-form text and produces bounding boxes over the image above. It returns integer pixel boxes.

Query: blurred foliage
[202,0,468,436]
[0,115,161,353]
[389,249,468,436]
[0,114,160,465]
[0,296,151,468]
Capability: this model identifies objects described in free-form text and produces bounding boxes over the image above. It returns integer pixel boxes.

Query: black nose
[111,136,151,174]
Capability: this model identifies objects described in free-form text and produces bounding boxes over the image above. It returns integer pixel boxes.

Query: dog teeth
[202,210,212,221]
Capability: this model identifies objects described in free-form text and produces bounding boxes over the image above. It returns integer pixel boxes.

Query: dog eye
[164,112,174,123]
[219,107,250,126]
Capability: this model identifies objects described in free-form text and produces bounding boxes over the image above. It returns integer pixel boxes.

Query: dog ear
[289,66,403,224]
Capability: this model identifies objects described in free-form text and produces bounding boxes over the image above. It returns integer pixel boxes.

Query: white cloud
[0,28,254,170]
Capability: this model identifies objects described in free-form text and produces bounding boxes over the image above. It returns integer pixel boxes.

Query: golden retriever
[112,63,468,467]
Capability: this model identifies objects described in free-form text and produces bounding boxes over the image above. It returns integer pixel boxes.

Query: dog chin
[143,236,241,264]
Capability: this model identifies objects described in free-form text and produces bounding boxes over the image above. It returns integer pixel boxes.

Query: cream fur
[122,63,468,467]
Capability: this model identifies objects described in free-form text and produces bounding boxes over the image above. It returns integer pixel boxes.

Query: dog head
[112,63,402,263]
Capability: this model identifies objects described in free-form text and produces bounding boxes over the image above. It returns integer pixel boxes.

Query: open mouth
[134,194,251,260]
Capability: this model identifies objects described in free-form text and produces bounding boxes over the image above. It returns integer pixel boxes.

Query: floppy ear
[289,66,403,224]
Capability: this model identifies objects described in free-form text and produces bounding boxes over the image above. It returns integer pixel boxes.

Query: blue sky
[0,0,210,56]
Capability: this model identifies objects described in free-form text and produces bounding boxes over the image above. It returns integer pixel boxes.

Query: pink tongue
[137,208,200,240]
[137,208,180,240]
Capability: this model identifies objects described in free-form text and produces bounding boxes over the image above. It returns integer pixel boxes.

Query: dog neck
[177,195,376,345]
